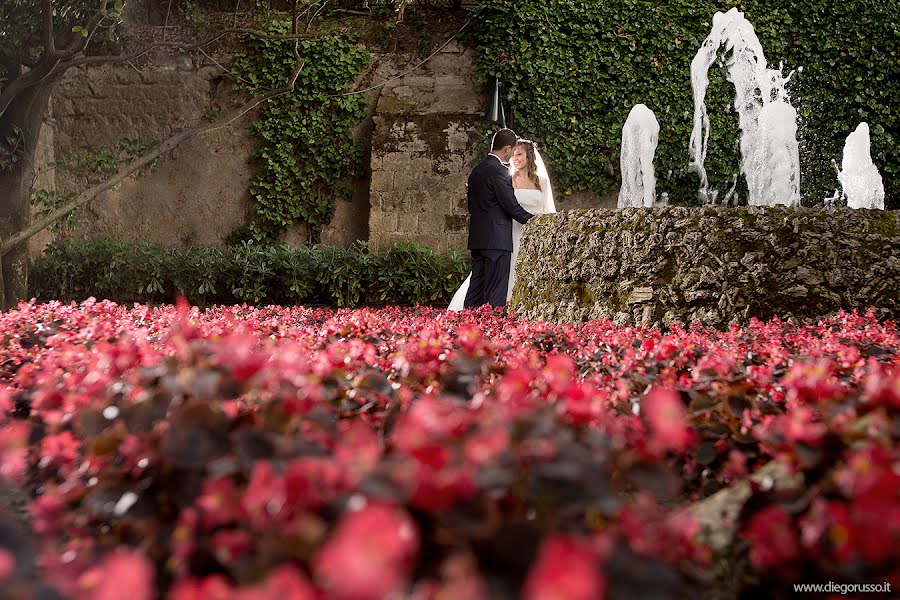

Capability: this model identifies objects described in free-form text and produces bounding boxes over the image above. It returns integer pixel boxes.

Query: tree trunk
[0,82,53,310]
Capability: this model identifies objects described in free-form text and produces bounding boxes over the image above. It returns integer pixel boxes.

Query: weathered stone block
[406,196,435,213]
[375,232,413,249]
[511,207,900,327]
[378,192,407,212]
[370,171,394,193]
[368,211,398,234]
[445,214,469,232]
[447,233,468,251]
[397,213,419,232]
[417,212,447,233]
[366,47,484,255]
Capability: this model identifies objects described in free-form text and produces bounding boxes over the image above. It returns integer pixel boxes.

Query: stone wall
[368,42,484,253]
[31,33,611,261]
[30,56,374,258]
[511,206,900,327]
[29,63,253,258]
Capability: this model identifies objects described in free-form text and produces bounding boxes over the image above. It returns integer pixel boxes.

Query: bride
[448,139,556,311]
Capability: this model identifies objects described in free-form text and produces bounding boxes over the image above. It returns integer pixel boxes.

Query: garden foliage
[474,0,899,208]
[0,302,898,597]
[230,21,370,242]
[29,239,469,308]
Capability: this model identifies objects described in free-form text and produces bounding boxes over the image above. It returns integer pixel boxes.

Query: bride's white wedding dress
[447,187,554,311]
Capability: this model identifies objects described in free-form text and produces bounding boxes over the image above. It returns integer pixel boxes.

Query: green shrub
[29,239,471,308]
[474,0,898,208]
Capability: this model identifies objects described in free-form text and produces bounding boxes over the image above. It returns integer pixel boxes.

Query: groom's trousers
[464,249,511,308]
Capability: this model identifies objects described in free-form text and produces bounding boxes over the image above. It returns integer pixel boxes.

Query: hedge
[474,0,898,209]
[29,239,471,308]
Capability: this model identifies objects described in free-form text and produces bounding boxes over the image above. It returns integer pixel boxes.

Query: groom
[464,128,535,308]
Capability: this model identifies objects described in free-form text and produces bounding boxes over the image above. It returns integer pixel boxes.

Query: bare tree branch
[61,28,316,70]
[0,63,55,119]
[0,25,313,122]
[1,54,305,258]
[41,0,56,56]
[307,1,330,34]
[163,0,174,41]
[292,0,301,60]
[53,0,111,60]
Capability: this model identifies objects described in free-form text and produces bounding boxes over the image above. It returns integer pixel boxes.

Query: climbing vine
[474,0,899,208]
[231,21,370,242]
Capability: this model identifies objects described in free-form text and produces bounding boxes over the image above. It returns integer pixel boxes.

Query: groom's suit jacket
[467,154,534,252]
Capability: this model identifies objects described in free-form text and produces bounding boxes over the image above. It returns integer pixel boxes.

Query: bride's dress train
[447,188,552,311]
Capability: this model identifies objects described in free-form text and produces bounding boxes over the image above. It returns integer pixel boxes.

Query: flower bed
[1,300,898,598]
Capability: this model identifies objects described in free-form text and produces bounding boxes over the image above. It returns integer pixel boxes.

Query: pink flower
[232,566,318,600]
[0,421,30,483]
[212,334,268,383]
[313,503,418,600]
[76,548,154,600]
[743,507,799,569]
[862,363,900,407]
[212,529,253,565]
[523,535,605,600]
[561,384,609,426]
[722,450,748,482]
[30,490,65,536]
[0,548,15,583]
[0,387,12,413]
[642,387,694,452]
[196,477,241,529]
[240,461,285,529]
[334,420,382,482]
[167,575,233,600]
[783,359,843,404]
[40,431,80,468]
[782,405,826,446]
[463,425,509,465]
[170,508,199,576]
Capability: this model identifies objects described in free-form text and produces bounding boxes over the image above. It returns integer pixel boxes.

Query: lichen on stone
[511,206,900,327]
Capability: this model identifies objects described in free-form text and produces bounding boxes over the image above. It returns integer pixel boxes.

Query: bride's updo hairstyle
[515,139,542,191]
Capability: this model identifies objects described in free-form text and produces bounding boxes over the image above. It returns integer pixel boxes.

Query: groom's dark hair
[491,128,518,150]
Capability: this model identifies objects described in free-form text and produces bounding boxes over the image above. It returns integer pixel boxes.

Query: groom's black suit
[464,154,534,307]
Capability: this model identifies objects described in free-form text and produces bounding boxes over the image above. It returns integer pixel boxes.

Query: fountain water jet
[618,104,660,208]
[838,123,885,210]
[688,7,800,207]
[754,101,801,206]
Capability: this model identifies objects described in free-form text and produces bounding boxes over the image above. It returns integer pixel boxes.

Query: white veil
[534,145,556,214]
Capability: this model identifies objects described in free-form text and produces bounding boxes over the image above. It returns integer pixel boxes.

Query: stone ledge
[511,206,900,327]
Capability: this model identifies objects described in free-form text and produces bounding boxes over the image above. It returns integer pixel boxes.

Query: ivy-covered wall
[231,23,371,243]
[474,0,898,209]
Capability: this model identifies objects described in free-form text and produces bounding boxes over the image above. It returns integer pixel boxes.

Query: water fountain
[837,123,885,210]
[618,104,660,208]
[613,7,886,211]
[688,7,800,207]
[514,9,897,329]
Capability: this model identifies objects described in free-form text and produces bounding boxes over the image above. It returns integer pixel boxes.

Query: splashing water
[618,104,660,208]
[838,123,885,210]
[754,101,801,206]
[688,7,800,207]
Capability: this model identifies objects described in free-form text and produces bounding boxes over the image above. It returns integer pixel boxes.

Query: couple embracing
[448,129,556,311]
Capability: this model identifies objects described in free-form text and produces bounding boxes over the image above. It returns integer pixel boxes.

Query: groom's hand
[495,174,534,224]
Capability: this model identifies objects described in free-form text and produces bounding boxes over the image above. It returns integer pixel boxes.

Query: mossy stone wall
[511,207,900,327]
